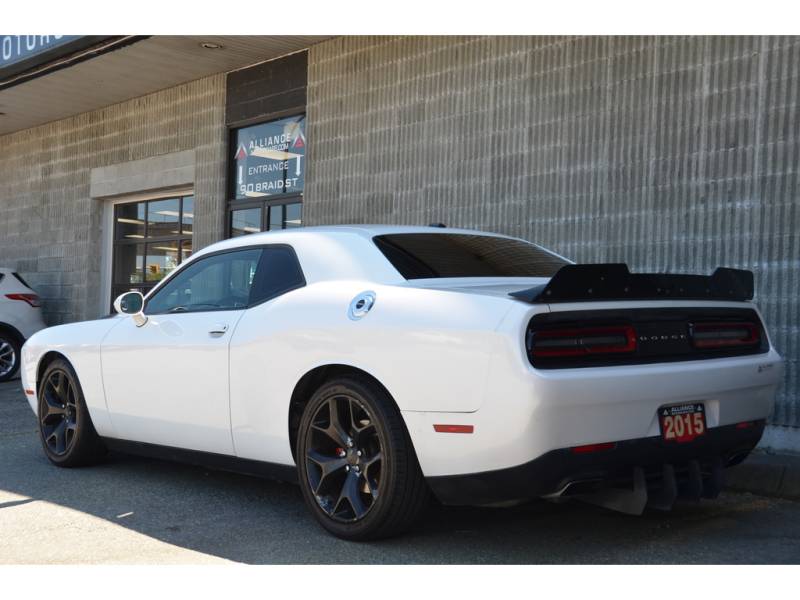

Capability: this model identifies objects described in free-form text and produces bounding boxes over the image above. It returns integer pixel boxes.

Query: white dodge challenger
[20,225,783,540]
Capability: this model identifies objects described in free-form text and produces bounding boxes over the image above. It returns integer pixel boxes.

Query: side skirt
[101,438,298,484]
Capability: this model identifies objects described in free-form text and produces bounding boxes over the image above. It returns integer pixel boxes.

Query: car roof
[191,223,570,263]
[216,224,517,247]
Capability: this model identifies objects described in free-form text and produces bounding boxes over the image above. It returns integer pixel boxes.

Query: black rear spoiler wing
[509,264,754,304]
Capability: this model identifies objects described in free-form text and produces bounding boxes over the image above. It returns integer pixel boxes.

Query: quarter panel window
[146,249,262,314]
[250,246,306,305]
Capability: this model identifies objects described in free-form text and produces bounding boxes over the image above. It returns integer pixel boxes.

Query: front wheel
[37,358,106,467]
[296,376,429,541]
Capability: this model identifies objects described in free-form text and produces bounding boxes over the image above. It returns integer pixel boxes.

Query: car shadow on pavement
[2,382,798,564]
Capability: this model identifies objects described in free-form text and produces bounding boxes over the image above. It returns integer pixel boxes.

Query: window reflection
[145,241,179,282]
[285,203,302,228]
[231,208,262,237]
[113,243,144,284]
[182,196,194,236]
[269,205,283,231]
[112,194,195,307]
[146,249,262,314]
[147,198,180,238]
[181,240,193,263]
[116,203,145,239]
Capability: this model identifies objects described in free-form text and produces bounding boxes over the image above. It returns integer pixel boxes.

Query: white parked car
[0,268,46,382]
[20,226,783,539]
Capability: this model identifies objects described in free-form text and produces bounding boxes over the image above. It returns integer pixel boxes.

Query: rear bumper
[426,420,765,506]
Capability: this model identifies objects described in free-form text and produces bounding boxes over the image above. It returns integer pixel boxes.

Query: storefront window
[182,196,194,236]
[231,207,262,237]
[146,198,180,238]
[227,115,304,237]
[233,115,305,200]
[285,203,302,228]
[112,194,194,304]
[145,240,180,282]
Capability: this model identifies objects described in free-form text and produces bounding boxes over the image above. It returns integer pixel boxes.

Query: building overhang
[0,35,330,136]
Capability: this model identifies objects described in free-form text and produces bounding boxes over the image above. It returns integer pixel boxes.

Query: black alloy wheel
[297,376,429,541]
[37,358,106,467]
[40,368,79,456]
[305,394,384,521]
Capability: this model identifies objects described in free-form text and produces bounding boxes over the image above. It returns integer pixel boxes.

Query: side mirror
[113,291,148,327]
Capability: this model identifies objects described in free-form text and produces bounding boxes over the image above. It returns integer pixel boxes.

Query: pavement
[1,379,799,564]
[726,450,800,501]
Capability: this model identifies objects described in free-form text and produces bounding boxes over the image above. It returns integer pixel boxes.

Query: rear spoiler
[509,264,754,304]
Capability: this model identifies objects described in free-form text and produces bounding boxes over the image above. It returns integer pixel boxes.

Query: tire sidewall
[296,377,403,539]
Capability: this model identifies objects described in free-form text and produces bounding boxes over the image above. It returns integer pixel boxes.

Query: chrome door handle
[208,324,229,336]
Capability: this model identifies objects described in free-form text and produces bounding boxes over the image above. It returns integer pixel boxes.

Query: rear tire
[296,375,429,541]
[37,358,106,467]
[0,330,21,382]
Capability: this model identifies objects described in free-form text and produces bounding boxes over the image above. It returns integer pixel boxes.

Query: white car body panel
[101,310,247,454]
[21,319,119,435]
[20,225,784,492]
[0,268,47,340]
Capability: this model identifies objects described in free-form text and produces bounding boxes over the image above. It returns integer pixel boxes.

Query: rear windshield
[373,233,569,280]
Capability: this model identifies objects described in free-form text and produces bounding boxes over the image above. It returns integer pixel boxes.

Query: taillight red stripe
[24,389,35,396]
[532,325,637,357]
[691,322,759,349]
[433,424,474,434]
[5,293,41,308]
[571,442,616,454]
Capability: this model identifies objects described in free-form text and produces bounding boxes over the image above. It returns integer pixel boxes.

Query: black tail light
[531,325,636,358]
[690,322,760,349]
[527,308,769,369]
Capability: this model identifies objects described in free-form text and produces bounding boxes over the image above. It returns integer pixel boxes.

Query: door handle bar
[208,324,229,336]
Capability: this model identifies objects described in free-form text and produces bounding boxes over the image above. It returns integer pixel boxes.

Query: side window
[146,249,262,314]
[249,246,306,305]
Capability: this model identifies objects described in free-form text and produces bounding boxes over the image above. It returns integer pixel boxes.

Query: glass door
[111,194,194,306]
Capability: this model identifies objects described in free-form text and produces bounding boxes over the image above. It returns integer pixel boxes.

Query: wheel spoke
[328,398,351,443]
[65,420,77,447]
[49,420,67,454]
[338,471,368,519]
[311,398,350,447]
[362,473,379,500]
[307,449,348,493]
[55,371,67,401]
[41,391,66,419]
[363,451,382,470]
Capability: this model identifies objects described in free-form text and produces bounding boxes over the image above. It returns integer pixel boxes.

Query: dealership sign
[1,35,82,70]
[234,114,306,199]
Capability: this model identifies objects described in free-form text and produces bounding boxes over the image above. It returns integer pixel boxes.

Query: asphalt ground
[1,379,799,564]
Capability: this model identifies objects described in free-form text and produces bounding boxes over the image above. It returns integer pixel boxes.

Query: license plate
[659,403,706,443]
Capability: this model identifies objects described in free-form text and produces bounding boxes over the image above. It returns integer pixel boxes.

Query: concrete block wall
[0,74,227,324]
[306,36,800,432]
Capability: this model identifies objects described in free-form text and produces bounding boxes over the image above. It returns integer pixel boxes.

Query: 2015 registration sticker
[659,403,706,443]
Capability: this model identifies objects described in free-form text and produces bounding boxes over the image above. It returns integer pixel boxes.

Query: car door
[101,247,263,454]
[228,245,307,463]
